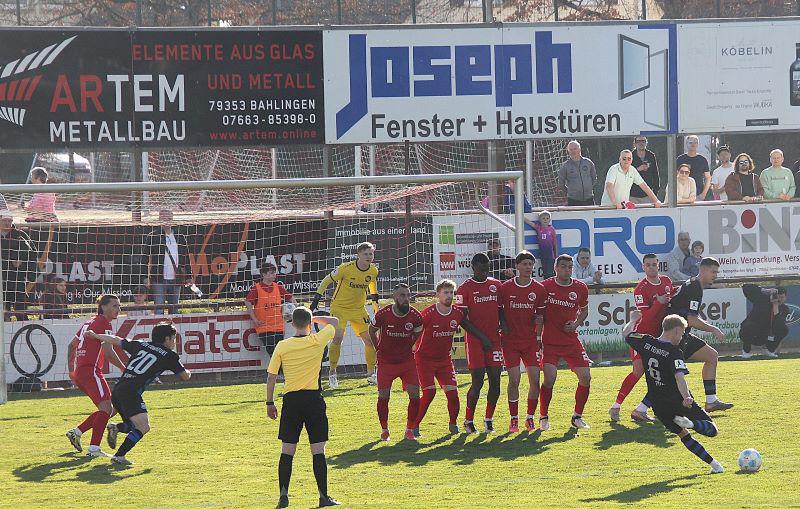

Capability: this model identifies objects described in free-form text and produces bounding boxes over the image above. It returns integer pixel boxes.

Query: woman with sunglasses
[724,153,763,203]
[674,164,697,204]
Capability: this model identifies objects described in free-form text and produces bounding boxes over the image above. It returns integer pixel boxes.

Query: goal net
[1,170,526,398]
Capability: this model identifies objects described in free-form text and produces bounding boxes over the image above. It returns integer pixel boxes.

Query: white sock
[706,395,718,403]
[72,428,82,437]
[611,402,621,409]
[635,402,649,413]
[88,444,100,451]
[526,414,535,419]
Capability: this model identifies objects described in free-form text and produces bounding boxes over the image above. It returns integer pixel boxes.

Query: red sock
[377,398,390,429]
[415,389,436,428]
[77,413,96,434]
[445,390,460,425]
[539,385,553,417]
[508,400,519,417]
[89,411,110,447]
[575,384,590,415]
[406,398,420,429]
[615,372,642,405]
[527,397,538,417]
[485,403,496,420]
[465,406,475,422]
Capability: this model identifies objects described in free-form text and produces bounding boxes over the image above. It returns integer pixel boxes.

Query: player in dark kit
[457,253,504,434]
[625,312,724,473]
[84,322,192,465]
[369,284,424,442]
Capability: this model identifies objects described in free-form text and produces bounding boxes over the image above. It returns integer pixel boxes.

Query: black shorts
[278,390,328,444]
[259,332,284,348]
[680,332,708,358]
[112,389,147,421]
[653,398,711,434]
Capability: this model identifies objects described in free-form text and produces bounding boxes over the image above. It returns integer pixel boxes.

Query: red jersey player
[456,253,502,434]
[368,283,424,442]
[499,251,547,433]
[540,254,591,431]
[413,279,488,435]
[610,253,673,423]
[65,294,127,457]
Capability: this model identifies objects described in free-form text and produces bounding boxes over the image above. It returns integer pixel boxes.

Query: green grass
[2,358,798,508]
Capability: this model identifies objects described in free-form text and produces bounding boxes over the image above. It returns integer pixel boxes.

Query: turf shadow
[595,421,672,451]
[580,474,700,503]
[13,454,153,484]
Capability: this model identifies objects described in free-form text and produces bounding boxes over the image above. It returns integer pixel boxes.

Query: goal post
[0,171,524,403]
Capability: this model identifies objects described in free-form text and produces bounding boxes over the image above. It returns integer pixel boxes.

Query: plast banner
[678,19,800,133]
[324,23,677,143]
[433,202,800,284]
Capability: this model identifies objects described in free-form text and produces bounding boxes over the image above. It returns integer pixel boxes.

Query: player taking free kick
[312,242,380,388]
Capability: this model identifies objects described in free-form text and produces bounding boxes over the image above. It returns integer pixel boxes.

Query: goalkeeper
[311,242,379,388]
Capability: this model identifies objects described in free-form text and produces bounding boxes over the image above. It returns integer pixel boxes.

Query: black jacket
[741,284,789,337]
[143,228,190,282]
[487,252,515,281]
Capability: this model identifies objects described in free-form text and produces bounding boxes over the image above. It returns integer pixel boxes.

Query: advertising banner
[324,23,677,143]
[433,202,800,284]
[678,20,800,133]
[0,29,324,149]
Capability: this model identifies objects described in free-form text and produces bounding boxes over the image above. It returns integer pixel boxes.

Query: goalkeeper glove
[310,293,321,312]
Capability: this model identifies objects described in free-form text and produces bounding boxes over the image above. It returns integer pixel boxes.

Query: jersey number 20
[128,350,158,375]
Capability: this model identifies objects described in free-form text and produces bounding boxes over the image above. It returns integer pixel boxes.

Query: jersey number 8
[128,350,158,375]
[647,358,661,383]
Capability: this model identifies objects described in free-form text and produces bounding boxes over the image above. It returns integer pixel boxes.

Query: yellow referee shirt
[267,324,335,393]
[316,261,378,310]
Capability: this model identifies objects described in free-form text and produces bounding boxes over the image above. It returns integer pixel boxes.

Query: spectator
[724,153,763,202]
[629,136,660,205]
[480,180,532,214]
[682,240,705,278]
[245,262,296,357]
[524,210,557,278]
[486,239,515,281]
[558,140,597,206]
[760,149,795,201]
[740,284,789,358]
[24,167,58,223]
[0,210,39,319]
[143,209,193,315]
[40,276,69,319]
[663,231,692,282]
[127,286,154,316]
[572,247,603,285]
[600,150,662,208]
[677,134,711,200]
[793,159,800,199]
[710,145,734,201]
[668,163,697,204]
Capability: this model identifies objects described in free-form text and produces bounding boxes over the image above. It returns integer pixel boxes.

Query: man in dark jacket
[486,239,515,281]
[739,284,789,358]
[630,136,660,204]
[0,210,39,319]
[142,210,192,315]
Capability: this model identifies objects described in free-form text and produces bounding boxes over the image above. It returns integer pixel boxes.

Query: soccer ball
[282,302,297,322]
[738,448,762,472]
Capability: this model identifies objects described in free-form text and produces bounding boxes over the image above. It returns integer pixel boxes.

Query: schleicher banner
[0,28,324,149]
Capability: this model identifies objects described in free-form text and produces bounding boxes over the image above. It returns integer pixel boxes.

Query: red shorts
[630,347,641,362]
[465,339,503,369]
[502,342,541,370]
[541,343,591,370]
[415,357,457,388]
[376,358,419,390]
[72,366,111,406]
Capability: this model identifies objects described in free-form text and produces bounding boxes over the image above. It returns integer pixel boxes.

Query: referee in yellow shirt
[267,308,340,508]
[311,242,380,388]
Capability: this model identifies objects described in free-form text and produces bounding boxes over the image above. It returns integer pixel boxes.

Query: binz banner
[0,28,324,149]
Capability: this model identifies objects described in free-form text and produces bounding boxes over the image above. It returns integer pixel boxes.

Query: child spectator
[245,263,296,357]
[127,286,154,316]
[40,276,69,319]
[25,167,58,223]
[682,240,705,278]
[525,210,557,278]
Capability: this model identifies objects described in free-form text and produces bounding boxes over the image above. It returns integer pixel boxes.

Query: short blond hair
[662,314,688,333]
[435,279,456,292]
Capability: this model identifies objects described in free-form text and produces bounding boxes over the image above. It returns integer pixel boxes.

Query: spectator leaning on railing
[558,140,597,206]
[759,149,795,201]
[724,153,763,202]
[24,167,58,223]
[629,136,660,205]
[663,231,692,282]
[739,284,789,359]
[572,248,603,285]
[600,150,662,209]
[676,135,711,200]
[669,164,697,204]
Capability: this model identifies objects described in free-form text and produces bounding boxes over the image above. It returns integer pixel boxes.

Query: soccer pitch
[2,358,798,508]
